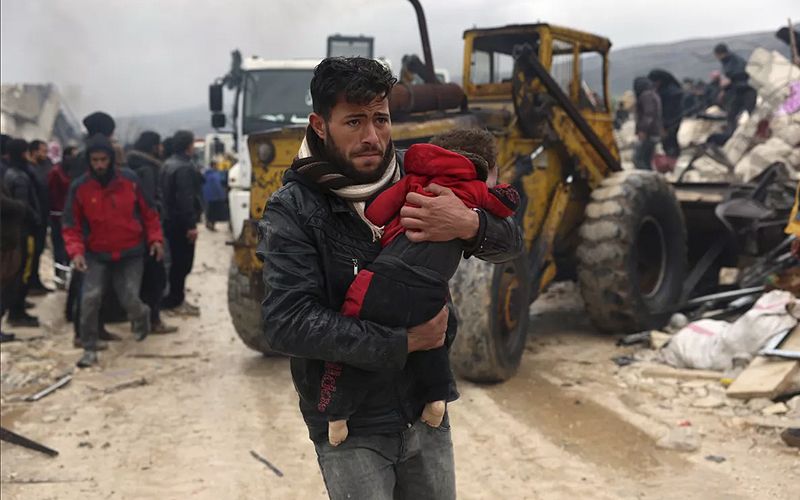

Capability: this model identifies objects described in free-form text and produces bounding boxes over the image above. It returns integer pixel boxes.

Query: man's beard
[323,126,390,184]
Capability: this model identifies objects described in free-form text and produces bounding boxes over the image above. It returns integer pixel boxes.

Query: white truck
[209,52,318,238]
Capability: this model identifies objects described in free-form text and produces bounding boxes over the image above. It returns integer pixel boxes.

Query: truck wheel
[450,255,531,383]
[227,259,277,355]
[577,170,687,333]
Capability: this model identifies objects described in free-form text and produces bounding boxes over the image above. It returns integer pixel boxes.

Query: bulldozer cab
[463,24,617,186]
[463,24,611,113]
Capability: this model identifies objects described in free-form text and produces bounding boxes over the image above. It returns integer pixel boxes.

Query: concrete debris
[676,48,800,183]
[760,402,789,416]
[746,398,775,412]
[660,291,799,371]
[692,395,727,409]
[656,426,699,452]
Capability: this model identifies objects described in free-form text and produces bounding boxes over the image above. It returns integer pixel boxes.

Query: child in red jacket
[322,129,519,445]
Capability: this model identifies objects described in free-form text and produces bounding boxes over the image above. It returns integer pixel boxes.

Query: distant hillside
[116,27,796,142]
[115,106,211,145]
[586,26,796,96]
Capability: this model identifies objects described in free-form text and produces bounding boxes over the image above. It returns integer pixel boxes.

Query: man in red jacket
[63,135,164,367]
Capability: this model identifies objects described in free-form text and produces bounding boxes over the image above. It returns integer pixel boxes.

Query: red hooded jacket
[62,135,162,261]
[366,143,517,246]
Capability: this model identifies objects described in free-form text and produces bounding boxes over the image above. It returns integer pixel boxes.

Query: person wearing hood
[714,43,757,143]
[160,130,204,316]
[647,69,684,159]
[63,134,164,367]
[128,131,177,334]
[2,139,42,327]
[633,77,663,170]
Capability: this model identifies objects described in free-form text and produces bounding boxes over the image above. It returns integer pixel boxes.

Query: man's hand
[150,241,164,261]
[400,184,479,243]
[187,228,199,243]
[72,254,88,273]
[407,306,448,353]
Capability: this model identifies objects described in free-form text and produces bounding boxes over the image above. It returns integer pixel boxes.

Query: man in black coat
[128,131,177,333]
[258,57,523,499]
[160,130,203,315]
[714,43,758,143]
[27,139,54,294]
[648,69,684,159]
[2,139,42,327]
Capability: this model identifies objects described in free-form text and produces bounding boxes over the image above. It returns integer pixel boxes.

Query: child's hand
[401,184,479,242]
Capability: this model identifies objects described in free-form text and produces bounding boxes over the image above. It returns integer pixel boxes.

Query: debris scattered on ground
[80,369,149,394]
[726,356,799,400]
[611,355,637,367]
[656,426,699,452]
[780,428,800,448]
[705,455,727,463]
[25,374,72,402]
[0,426,59,457]
[250,450,284,477]
[660,291,798,371]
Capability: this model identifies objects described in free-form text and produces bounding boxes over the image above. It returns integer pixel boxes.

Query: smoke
[1,0,794,119]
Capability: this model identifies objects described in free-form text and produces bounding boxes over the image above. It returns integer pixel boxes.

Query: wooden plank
[780,326,800,351]
[726,357,800,400]
[640,365,723,381]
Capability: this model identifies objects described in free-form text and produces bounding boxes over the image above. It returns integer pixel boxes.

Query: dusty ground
[2,227,798,499]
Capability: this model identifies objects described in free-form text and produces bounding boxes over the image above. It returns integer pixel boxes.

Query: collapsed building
[0,84,82,145]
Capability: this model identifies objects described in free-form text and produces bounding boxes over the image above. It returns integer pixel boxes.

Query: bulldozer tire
[450,255,531,383]
[577,170,687,333]
[227,259,277,356]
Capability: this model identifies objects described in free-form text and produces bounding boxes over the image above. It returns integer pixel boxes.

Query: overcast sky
[1,0,796,118]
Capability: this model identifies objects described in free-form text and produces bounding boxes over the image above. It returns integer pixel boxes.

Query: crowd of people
[0,110,215,368]
[626,41,758,171]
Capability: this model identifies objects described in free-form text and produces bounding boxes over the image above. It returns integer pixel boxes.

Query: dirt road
[2,227,798,499]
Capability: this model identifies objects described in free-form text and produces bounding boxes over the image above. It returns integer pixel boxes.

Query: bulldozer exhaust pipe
[408,0,438,84]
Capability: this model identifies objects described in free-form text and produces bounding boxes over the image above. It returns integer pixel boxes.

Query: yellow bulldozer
[227,0,783,382]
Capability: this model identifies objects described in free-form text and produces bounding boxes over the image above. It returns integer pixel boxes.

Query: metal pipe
[408,0,437,84]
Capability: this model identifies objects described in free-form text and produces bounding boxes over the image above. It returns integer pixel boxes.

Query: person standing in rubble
[647,69,684,160]
[2,139,42,327]
[27,139,55,295]
[127,131,177,334]
[160,130,203,316]
[714,43,757,142]
[63,135,163,367]
[633,77,663,170]
[64,111,123,346]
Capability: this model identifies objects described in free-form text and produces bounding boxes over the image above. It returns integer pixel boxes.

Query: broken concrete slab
[746,48,800,105]
[761,402,789,416]
[656,426,699,452]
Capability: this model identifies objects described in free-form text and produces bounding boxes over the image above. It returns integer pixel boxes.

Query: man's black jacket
[161,153,203,233]
[257,163,523,441]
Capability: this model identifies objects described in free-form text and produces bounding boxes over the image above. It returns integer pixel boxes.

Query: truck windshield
[242,69,314,134]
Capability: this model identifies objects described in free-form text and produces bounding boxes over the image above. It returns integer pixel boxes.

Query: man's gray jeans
[314,416,456,500]
[80,255,149,350]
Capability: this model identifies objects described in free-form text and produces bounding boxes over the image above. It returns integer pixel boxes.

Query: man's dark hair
[310,57,397,120]
[134,131,161,155]
[172,130,194,155]
[28,139,46,153]
[7,139,29,164]
[713,43,729,55]
[63,145,78,159]
[0,134,11,156]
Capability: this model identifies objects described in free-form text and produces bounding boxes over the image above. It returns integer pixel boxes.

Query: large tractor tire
[450,255,532,383]
[227,259,277,355]
[577,170,687,333]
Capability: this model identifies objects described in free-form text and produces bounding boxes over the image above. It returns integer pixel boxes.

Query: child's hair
[429,128,497,181]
